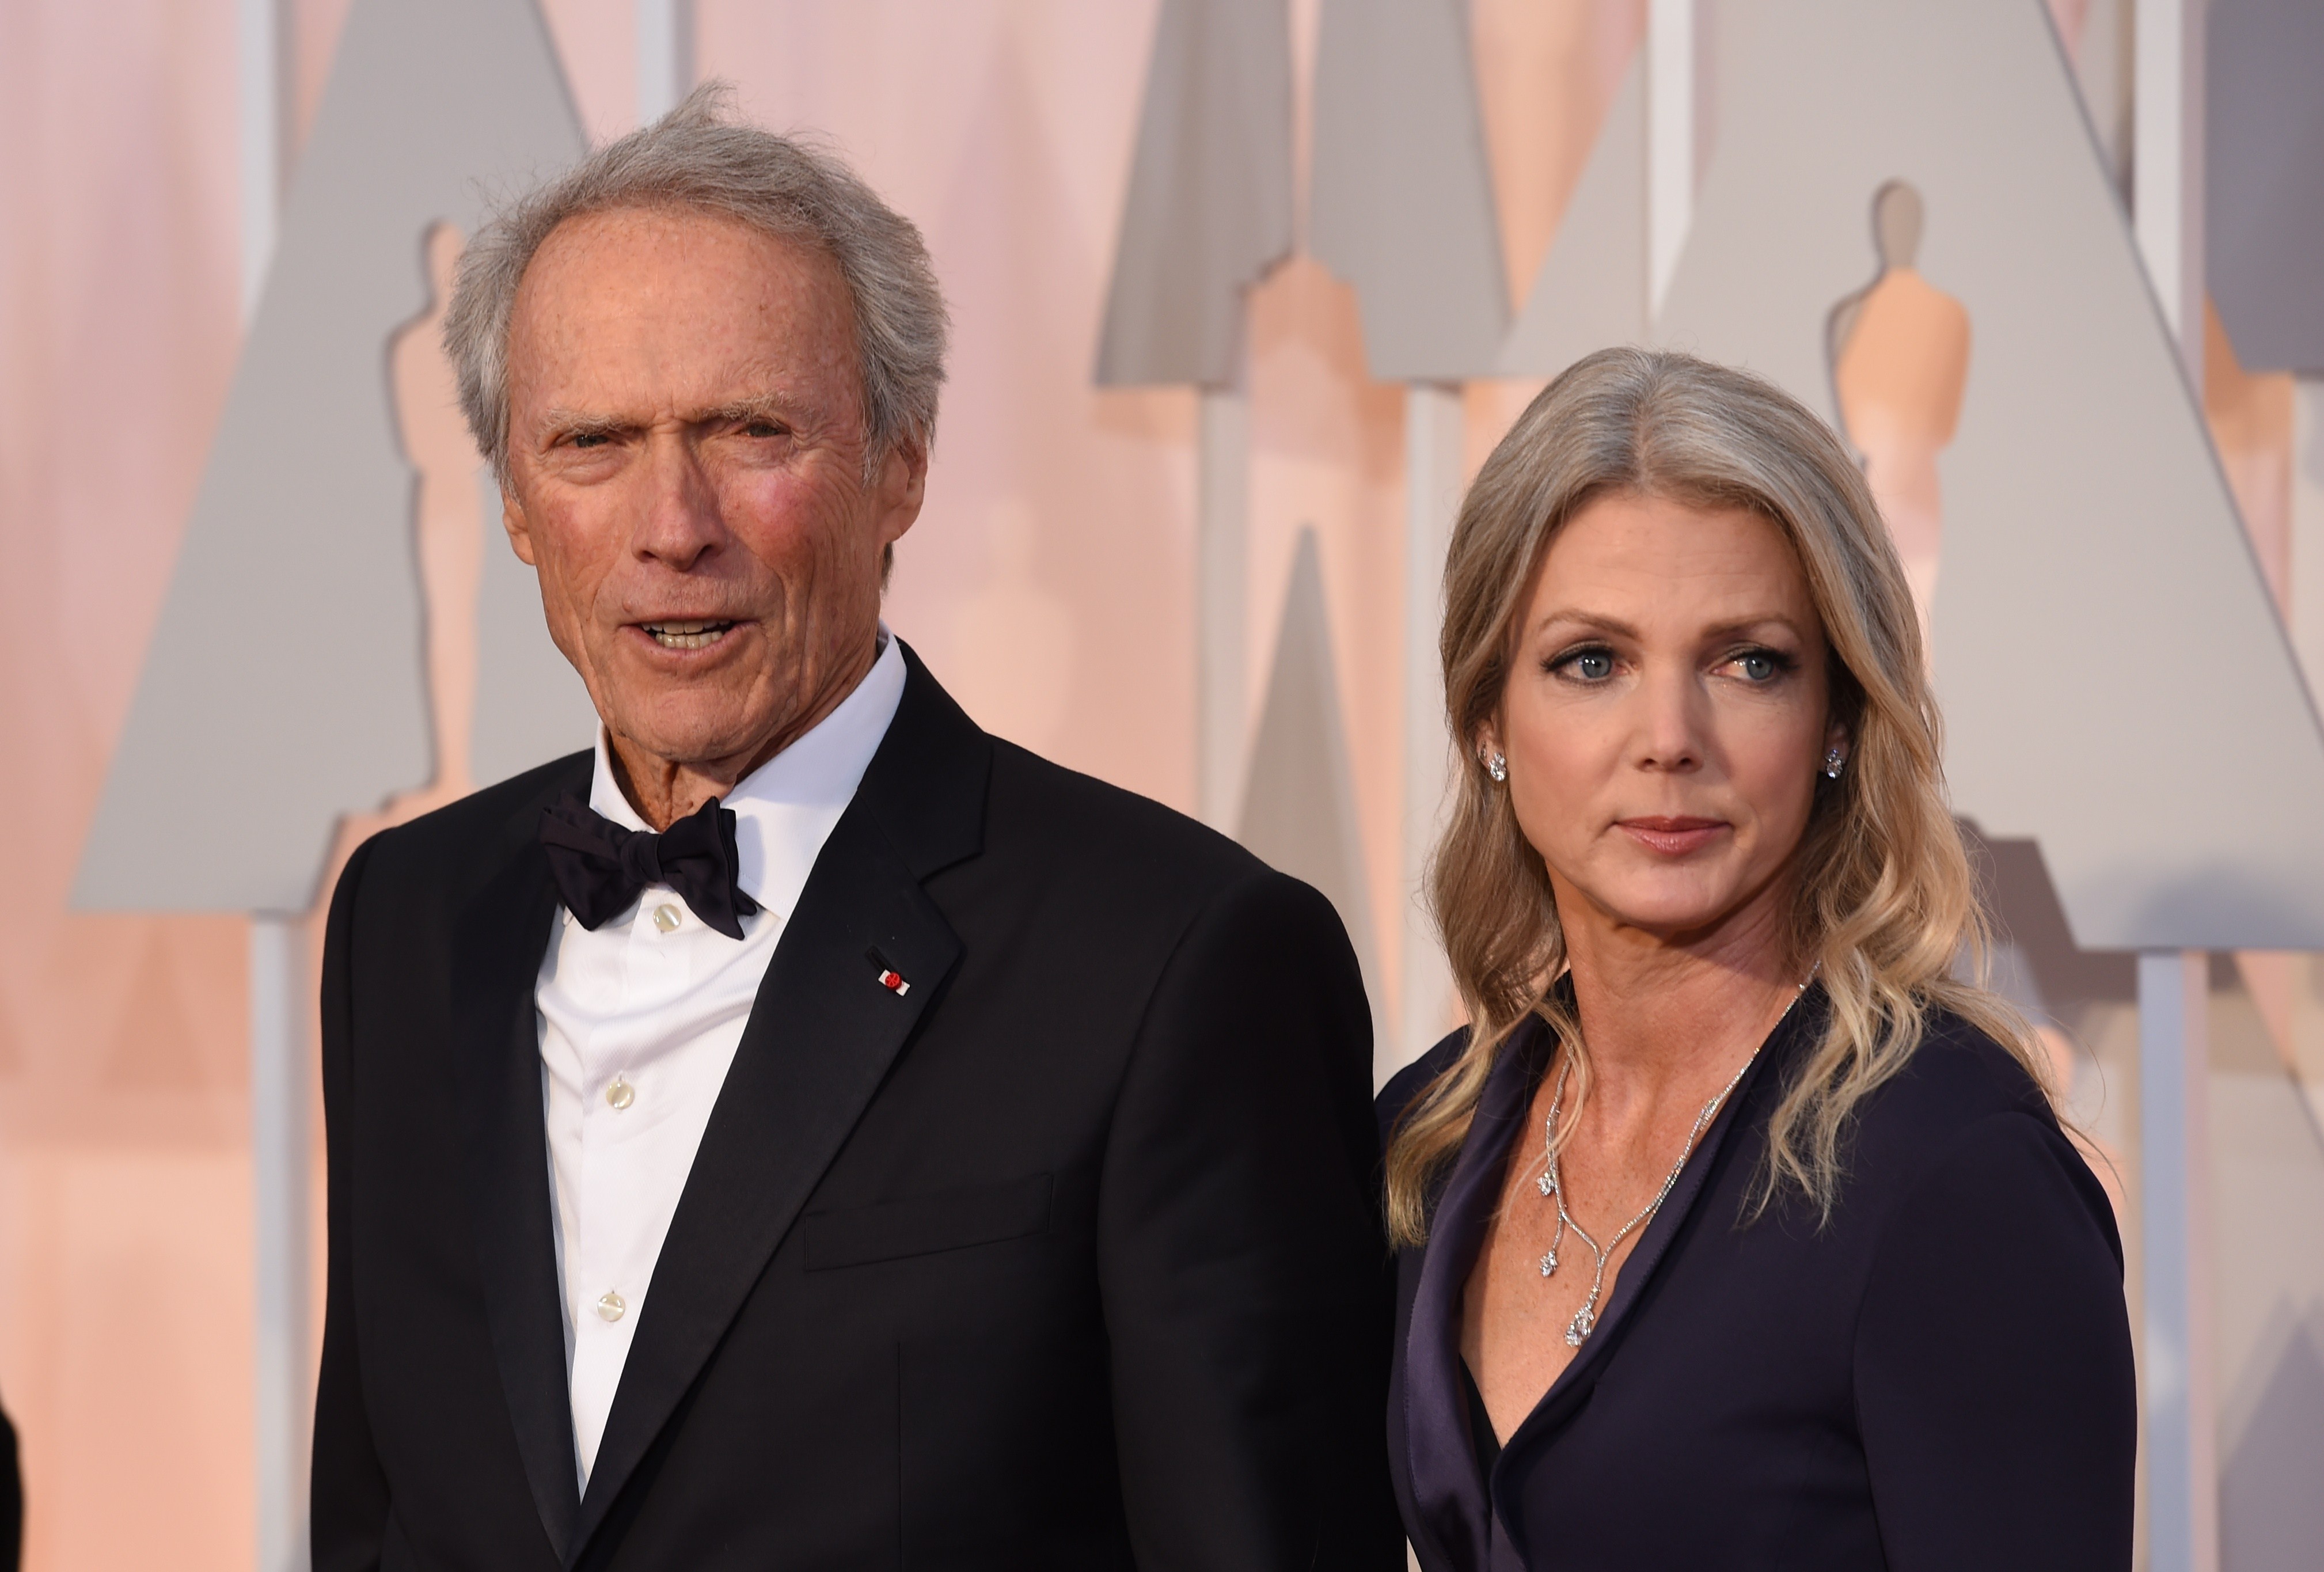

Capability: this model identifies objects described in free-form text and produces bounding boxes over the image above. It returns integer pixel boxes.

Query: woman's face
[1489,490,1846,949]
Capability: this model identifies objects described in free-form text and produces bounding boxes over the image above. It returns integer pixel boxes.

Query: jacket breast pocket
[800,1173,1053,1271]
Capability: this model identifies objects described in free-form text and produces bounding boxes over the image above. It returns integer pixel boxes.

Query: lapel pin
[865,947,911,997]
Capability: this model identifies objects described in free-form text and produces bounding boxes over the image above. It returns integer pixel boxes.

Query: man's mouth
[640,619,737,650]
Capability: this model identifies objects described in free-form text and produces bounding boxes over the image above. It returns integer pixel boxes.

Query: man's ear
[502,489,538,567]
[874,439,928,550]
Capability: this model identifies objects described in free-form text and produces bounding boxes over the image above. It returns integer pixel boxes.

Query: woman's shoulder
[1835,1001,2079,1211]
[1375,1025,1472,1149]
[1860,1004,2056,1134]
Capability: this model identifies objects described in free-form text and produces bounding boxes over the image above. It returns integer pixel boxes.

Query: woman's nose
[1633,666,1704,772]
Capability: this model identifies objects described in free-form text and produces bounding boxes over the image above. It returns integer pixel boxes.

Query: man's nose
[632,430,723,571]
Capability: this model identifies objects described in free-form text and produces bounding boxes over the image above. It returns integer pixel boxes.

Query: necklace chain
[1533,972,1813,1348]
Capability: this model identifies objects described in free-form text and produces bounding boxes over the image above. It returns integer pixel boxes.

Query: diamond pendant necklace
[1533,972,1811,1347]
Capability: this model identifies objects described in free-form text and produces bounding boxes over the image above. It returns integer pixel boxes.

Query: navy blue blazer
[1379,989,2136,1572]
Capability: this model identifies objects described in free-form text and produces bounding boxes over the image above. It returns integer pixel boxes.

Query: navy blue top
[1379,988,2136,1571]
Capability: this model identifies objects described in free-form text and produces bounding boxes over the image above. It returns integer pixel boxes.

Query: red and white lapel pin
[865,947,911,997]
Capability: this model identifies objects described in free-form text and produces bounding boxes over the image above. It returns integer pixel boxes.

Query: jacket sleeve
[1098,868,1406,1571]
[312,835,392,1572]
[1853,1111,2137,1571]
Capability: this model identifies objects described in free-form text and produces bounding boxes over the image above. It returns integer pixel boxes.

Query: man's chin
[603,703,781,777]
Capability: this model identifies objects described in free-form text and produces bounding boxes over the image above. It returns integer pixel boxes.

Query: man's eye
[569,432,609,449]
[743,422,783,439]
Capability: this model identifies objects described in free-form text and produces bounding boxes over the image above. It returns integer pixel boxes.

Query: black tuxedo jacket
[313,647,1403,1571]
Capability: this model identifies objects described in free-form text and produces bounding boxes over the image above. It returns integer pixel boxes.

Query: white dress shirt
[535,632,905,1490]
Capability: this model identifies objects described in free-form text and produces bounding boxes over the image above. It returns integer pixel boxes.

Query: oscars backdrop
[5,2,2322,1569]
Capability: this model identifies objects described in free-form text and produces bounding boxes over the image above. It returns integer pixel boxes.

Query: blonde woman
[1379,349,2133,1571]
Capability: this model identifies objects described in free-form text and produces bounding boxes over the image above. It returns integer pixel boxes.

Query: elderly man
[312,88,1399,1569]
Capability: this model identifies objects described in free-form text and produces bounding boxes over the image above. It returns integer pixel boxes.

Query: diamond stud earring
[1486,751,1508,784]
[1823,747,1846,780]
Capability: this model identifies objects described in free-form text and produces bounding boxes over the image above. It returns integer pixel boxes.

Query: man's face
[500,206,924,787]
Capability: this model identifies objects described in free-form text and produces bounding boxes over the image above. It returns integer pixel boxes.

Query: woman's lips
[1616,817,1728,856]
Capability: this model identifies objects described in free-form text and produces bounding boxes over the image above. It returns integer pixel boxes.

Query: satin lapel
[1403,1020,1550,1572]
[446,770,589,1560]
[570,804,964,1551]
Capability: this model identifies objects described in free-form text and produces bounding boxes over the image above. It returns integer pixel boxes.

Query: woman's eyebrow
[1529,609,1641,640]
[1699,614,1809,642]
[1526,610,1813,643]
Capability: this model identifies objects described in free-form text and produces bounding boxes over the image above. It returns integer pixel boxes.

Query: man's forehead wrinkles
[524,381,823,429]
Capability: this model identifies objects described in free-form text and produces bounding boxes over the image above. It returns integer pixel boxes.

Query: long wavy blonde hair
[1384,347,2048,1248]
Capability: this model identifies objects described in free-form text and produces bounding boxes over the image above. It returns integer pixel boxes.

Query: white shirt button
[595,1290,626,1322]
[605,1076,635,1110]
[651,903,682,933]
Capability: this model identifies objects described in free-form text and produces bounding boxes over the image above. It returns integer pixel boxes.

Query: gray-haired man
[312,88,1401,1569]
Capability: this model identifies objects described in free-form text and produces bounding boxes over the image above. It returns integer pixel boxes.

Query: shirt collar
[585,627,906,917]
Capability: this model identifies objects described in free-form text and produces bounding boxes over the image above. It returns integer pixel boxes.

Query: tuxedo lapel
[446,762,591,1562]
[572,646,990,1554]
[571,808,962,1549]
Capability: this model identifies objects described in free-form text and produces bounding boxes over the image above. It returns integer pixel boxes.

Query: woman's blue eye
[1573,651,1613,680]
[1739,652,1777,681]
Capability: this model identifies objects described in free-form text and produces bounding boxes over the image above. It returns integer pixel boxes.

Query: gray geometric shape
[1093,0,1294,388]
[1238,528,1388,1069]
[470,466,598,785]
[1961,825,2137,1041]
[2222,1307,2324,1572]
[74,0,587,913]
[2207,0,2324,374]
[1497,46,1647,377]
[1656,0,2324,951]
[1309,0,1508,383]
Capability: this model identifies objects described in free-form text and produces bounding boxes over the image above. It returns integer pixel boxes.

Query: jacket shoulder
[1831,1003,2073,1217]
[1861,1006,2056,1136]
[981,738,1276,897]
[341,751,589,897]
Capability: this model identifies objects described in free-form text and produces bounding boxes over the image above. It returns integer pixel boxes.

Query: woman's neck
[1555,883,1805,1106]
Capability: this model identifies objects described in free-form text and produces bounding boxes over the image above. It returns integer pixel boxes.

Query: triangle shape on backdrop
[1237,529,1390,1078]
[75,0,595,914]
[1653,0,2324,951]
[1496,45,1648,378]
[1094,0,1295,388]
[471,459,599,787]
[1309,0,1509,383]
[2206,0,2324,374]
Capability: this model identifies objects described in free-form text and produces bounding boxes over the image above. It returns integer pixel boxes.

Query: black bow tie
[538,791,761,940]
